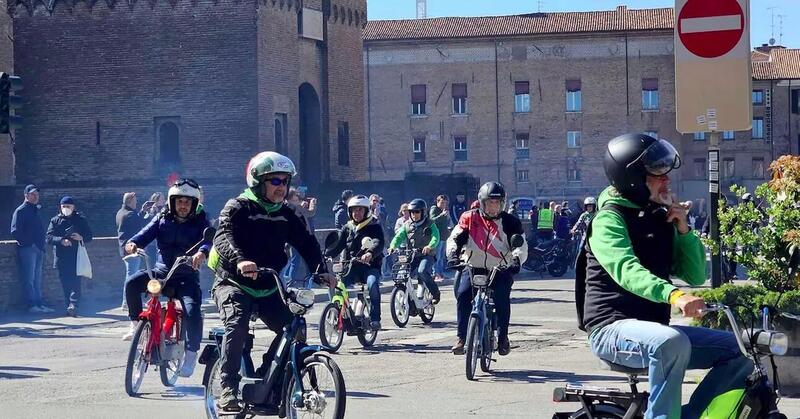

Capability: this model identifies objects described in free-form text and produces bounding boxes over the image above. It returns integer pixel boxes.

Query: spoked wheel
[465,315,480,381]
[357,301,378,348]
[479,322,493,373]
[319,303,344,353]
[160,316,185,387]
[285,354,346,419]
[419,288,435,324]
[204,357,223,419]
[125,320,152,396]
[390,287,410,328]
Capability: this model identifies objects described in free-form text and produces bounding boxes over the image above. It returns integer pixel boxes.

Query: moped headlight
[744,329,789,356]
[397,255,408,263]
[767,332,789,356]
[147,279,162,294]
[288,302,305,315]
[295,289,316,307]
[332,263,343,274]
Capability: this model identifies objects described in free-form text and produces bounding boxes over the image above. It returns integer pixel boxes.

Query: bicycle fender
[699,388,746,419]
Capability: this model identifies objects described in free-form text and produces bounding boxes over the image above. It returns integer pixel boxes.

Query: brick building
[363,6,800,211]
[2,0,366,236]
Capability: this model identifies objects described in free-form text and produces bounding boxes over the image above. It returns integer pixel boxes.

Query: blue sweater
[129,211,211,268]
[10,202,45,250]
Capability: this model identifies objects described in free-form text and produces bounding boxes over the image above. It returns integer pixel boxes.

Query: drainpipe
[366,47,373,181]
[494,40,501,181]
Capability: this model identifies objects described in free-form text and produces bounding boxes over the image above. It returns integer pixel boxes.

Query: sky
[366,0,800,49]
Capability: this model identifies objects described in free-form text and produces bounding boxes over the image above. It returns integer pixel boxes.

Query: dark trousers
[213,282,293,390]
[124,266,204,352]
[455,269,513,341]
[57,266,81,307]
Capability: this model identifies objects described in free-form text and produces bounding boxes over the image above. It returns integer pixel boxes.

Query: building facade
[364,6,800,211]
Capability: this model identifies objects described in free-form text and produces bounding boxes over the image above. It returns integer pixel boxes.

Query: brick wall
[0,0,14,187]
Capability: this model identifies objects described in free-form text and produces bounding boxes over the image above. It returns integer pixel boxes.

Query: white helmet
[347,195,372,222]
[168,178,202,217]
[584,197,597,206]
[246,151,297,189]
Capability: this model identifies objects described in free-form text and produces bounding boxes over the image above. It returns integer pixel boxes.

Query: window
[274,113,287,154]
[642,78,659,110]
[567,131,581,148]
[752,158,765,179]
[515,133,530,159]
[156,118,180,164]
[694,132,706,141]
[454,136,468,161]
[752,90,764,106]
[514,81,530,112]
[566,79,582,112]
[452,83,467,114]
[752,118,764,139]
[337,121,350,167]
[693,158,706,179]
[412,137,425,162]
[723,130,735,141]
[411,84,426,115]
[517,169,530,183]
[723,158,735,179]
[567,167,581,182]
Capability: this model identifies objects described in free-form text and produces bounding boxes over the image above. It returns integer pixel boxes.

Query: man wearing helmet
[387,198,442,304]
[446,182,528,355]
[208,152,333,412]
[570,197,597,238]
[122,178,211,379]
[576,133,751,418]
[324,194,386,330]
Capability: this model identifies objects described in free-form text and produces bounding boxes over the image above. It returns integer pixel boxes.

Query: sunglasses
[265,177,290,186]
[173,178,199,188]
[410,210,423,214]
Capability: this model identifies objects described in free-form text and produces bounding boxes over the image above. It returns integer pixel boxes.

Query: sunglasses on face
[265,177,290,186]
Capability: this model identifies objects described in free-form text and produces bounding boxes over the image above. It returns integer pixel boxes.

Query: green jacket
[588,186,706,304]
[389,220,440,250]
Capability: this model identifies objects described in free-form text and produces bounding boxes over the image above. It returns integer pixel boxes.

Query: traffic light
[0,72,23,134]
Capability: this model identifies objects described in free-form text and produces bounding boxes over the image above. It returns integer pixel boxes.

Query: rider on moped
[387,198,441,304]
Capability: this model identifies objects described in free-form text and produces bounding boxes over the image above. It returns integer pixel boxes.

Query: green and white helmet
[246,151,297,188]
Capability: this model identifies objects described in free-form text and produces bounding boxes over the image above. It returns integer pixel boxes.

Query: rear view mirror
[510,234,524,249]
[324,231,340,251]
[203,227,216,242]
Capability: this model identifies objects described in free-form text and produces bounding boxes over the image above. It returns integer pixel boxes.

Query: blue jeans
[281,247,304,287]
[432,242,448,278]
[455,268,513,341]
[415,255,440,300]
[589,319,752,419]
[17,245,44,308]
[342,266,382,322]
[122,257,141,304]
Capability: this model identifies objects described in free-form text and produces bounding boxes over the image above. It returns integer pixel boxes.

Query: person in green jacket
[577,133,751,419]
[388,199,441,304]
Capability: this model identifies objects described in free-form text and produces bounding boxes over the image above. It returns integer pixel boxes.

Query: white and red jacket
[446,209,528,271]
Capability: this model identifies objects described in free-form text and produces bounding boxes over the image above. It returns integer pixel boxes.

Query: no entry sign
[675,0,752,134]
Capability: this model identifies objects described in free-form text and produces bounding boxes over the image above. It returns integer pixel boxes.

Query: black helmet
[407,198,427,212]
[477,182,506,219]
[603,133,681,206]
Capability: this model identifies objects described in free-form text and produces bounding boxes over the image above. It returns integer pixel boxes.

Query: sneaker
[38,305,55,313]
[498,338,511,356]
[217,387,241,412]
[66,303,77,317]
[451,338,465,355]
[431,293,441,305]
[122,321,138,341]
[178,350,197,377]
[369,320,381,331]
[28,306,45,314]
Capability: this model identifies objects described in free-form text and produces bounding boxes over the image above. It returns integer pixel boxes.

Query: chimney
[616,5,627,12]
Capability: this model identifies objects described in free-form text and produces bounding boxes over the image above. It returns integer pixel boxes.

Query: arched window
[159,122,180,163]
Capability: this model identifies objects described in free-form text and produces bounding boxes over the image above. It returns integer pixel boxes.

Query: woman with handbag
[46,196,93,317]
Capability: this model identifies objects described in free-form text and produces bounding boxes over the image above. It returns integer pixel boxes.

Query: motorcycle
[389,248,435,327]
[522,237,571,277]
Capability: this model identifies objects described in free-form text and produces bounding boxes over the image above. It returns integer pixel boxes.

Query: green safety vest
[537,209,554,230]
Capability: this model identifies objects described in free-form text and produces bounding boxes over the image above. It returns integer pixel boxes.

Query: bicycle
[552,303,794,419]
[318,257,379,352]
[123,227,213,396]
[200,269,346,419]
[389,249,435,327]
[454,234,524,381]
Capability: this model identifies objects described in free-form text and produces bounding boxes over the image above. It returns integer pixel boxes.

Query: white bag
[76,241,93,279]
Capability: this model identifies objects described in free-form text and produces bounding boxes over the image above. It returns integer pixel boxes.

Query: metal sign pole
[708,131,722,288]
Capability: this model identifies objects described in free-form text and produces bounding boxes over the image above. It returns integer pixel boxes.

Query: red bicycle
[123,229,212,396]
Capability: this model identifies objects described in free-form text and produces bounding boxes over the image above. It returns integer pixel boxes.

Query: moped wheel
[319,303,344,353]
[566,403,626,418]
[285,354,346,419]
[389,287,410,328]
[465,315,480,381]
[419,288,435,324]
[124,320,151,396]
[357,302,378,347]
[547,260,568,277]
[203,357,222,419]
[479,320,493,373]
[159,316,185,387]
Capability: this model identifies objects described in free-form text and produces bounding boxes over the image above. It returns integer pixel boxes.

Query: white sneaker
[178,350,197,377]
[38,305,55,313]
[28,306,44,314]
[122,321,138,341]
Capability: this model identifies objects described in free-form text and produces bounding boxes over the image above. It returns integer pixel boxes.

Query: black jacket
[116,206,145,257]
[129,210,211,268]
[46,212,94,274]
[10,202,45,250]
[333,200,348,229]
[325,218,385,270]
[214,198,326,291]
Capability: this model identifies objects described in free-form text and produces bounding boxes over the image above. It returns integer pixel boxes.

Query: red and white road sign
[678,0,745,58]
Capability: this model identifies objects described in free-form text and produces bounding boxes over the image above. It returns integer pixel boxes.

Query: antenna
[778,14,787,44]
[537,0,545,13]
[416,0,426,19]
[767,6,777,44]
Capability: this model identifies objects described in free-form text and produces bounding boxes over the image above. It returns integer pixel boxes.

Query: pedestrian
[141,192,165,265]
[534,201,556,243]
[394,203,410,234]
[450,192,467,222]
[283,188,312,286]
[10,184,53,313]
[297,188,317,233]
[46,196,93,317]
[554,205,572,240]
[116,192,146,310]
[332,190,353,229]
[370,194,392,278]
[429,194,452,280]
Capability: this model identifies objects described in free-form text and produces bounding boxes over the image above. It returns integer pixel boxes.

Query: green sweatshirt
[389,221,440,250]
[588,186,706,304]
